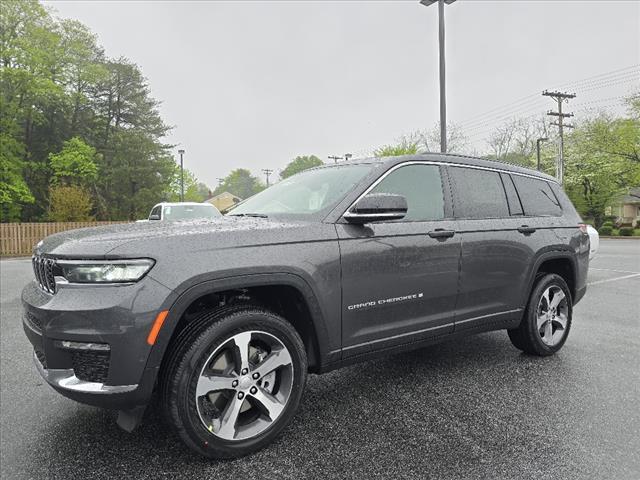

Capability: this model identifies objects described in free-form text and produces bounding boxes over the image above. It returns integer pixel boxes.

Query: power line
[457,65,639,128]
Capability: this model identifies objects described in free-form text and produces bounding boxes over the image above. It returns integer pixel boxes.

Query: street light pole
[178,149,185,202]
[420,0,456,153]
[536,137,548,171]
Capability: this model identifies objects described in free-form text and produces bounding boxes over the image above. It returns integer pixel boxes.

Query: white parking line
[588,273,640,286]
[590,267,640,274]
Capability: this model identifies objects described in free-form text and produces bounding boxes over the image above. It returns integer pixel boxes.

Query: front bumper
[22,276,174,409]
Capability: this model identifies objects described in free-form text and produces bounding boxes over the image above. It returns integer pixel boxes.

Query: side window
[150,206,161,219]
[370,164,444,221]
[449,167,509,219]
[500,173,524,216]
[512,176,562,216]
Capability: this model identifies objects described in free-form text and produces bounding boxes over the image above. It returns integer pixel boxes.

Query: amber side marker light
[147,310,169,345]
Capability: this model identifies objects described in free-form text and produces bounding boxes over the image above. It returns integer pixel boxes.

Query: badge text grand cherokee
[22,154,590,458]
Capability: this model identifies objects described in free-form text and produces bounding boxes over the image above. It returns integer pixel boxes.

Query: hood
[37,217,314,258]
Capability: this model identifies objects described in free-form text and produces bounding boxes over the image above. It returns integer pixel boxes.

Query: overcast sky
[44,0,639,189]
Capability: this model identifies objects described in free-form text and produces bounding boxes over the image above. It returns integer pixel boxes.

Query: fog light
[54,340,110,351]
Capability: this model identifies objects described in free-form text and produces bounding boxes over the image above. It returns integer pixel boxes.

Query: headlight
[57,259,155,284]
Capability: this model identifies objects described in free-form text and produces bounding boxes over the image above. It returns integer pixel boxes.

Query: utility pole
[328,155,342,164]
[262,168,273,187]
[543,90,575,184]
[178,149,185,202]
[420,0,456,153]
[536,137,548,172]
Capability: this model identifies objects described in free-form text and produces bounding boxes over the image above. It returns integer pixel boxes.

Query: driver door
[337,163,461,358]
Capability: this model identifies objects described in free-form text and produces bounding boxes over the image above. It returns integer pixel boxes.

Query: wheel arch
[524,249,578,306]
[146,273,330,377]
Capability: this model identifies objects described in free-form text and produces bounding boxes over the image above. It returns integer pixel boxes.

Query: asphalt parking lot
[1,239,639,479]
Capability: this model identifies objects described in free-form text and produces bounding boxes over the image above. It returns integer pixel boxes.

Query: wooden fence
[0,222,127,256]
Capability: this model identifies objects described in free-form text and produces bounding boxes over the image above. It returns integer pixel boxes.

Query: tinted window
[500,173,524,216]
[449,167,509,219]
[512,176,562,216]
[370,164,444,221]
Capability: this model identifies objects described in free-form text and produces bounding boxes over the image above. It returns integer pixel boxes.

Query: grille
[32,255,57,294]
[71,350,110,383]
[34,348,47,369]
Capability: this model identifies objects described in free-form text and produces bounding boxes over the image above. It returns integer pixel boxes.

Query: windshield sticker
[347,293,424,311]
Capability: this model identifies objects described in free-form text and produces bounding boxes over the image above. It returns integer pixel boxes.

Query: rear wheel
[161,306,307,458]
[508,273,572,356]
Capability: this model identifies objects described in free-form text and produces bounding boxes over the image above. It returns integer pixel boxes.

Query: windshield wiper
[228,213,269,218]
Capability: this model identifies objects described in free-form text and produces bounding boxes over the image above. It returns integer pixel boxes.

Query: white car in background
[142,202,222,222]
[587,225,599,260]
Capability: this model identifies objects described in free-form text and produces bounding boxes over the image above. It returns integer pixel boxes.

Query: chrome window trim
[341,160,558,222]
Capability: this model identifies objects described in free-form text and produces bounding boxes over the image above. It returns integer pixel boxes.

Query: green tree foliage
[48,184,93,221]
[374,140,418,157]
[48,136,98,185]
[564,108,640,227]
[0,1,184,222]
[214,169,264,199]
[280,155,323,179]
[168,168,207,203]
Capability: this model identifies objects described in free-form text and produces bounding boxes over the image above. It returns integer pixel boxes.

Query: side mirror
[343,193,407,224]
[148,214,161,221]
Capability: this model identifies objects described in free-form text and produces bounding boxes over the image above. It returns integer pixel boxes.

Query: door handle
[428,229,455,239]
[518,225,536,234]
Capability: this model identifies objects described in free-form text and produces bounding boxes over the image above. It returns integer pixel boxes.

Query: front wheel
[508,273,572,356]
[161,306,307,458]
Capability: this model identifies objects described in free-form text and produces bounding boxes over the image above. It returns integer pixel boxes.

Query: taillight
[578,223,588,234]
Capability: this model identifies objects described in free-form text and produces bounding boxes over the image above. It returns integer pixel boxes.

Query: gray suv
[22,154,589,458]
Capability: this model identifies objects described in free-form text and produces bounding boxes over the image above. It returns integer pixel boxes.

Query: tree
[48,136,98,185]
[214,169,264,199]
[1,1,175,222]
[374,122,470,157]
[280,155,323,179]
[48,184,93,221]
[168,168,206,202]
[374,139,418,157]
[564,112,640,227]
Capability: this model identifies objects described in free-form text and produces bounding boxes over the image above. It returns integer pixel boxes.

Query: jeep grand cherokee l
[22,153,589,458]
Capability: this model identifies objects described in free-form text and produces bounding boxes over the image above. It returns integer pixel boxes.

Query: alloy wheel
[536,285,569,346]
[195,330,294,441]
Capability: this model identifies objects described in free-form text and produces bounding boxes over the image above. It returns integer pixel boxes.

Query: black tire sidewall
[168,308,307,458]
[524,273,573,355]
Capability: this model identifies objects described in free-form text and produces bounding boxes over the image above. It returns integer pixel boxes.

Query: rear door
[337,163,461,357]
[448,166,535,332]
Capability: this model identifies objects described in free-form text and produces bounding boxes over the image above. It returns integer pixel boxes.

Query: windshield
[163,204,221,220]
[228,164,373,218]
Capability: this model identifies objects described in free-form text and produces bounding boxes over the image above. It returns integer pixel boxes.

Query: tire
[160,305,307,458]
[507,273,572,356]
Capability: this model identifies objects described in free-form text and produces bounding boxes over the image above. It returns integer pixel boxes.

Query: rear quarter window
[449,166,509,219]
[512,176,562,217]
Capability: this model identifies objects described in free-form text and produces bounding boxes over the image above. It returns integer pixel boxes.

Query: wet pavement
[1,239,638,479]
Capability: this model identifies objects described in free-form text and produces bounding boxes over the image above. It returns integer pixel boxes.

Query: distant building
[205,191,242,212]
[606,187,640,227]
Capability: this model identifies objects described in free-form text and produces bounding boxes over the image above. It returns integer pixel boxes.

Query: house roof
[619,186,640,204]
[206,191,242,202]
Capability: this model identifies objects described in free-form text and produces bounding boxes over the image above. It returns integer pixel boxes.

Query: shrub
[599,225,613,235]
[619,227,633,236]
[602,221,614,228]
[48,185,94,221]
[633,229,640,237]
